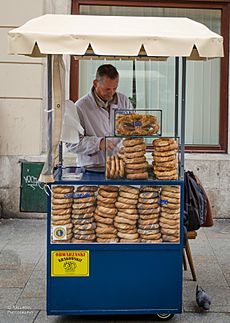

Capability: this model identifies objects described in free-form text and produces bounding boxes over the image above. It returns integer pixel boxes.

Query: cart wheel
[155,313,174,321]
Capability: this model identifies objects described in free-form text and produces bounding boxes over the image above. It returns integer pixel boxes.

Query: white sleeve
[65,135,102,156]
[65,101,104,155]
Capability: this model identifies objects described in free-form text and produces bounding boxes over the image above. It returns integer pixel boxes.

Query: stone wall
[185,154,230,219]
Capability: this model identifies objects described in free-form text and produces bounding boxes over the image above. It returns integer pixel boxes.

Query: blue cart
[47,173,184,321]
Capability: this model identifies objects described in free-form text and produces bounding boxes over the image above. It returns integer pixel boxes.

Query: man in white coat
[66,64,133,166]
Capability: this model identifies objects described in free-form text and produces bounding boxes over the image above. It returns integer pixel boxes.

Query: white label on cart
[52,226,67,240]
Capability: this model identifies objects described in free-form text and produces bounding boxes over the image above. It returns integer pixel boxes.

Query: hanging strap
[52,54,64,166]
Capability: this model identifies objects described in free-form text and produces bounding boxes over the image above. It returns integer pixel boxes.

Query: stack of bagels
[95,186,118,242]
[160,186,180,243]
[152,138,178,180]
[50,184,181,244]
[137,186,162,243]
[71,186,97,243]
[115,185,140,242]
[106,155,125,179]
[51,185,74,242]
[123,138,148,180]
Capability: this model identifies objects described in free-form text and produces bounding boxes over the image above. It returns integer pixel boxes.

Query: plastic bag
[61,100,84,144]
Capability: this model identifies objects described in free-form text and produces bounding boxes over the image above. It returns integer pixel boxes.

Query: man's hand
[100,138,116,152]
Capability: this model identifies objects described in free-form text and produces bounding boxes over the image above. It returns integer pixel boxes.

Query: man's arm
[65,133,103,156]
[65,100,104,156]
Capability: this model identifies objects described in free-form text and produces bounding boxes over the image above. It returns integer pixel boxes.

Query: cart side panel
[47,248,182,315]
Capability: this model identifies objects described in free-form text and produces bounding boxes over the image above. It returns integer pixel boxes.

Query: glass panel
[79,5,221,145]
[50,184,181,244]
[104,136,179,181]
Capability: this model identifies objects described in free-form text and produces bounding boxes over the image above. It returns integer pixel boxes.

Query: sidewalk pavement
[0,218,229,323]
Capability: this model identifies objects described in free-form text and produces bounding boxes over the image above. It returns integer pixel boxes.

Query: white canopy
[8,14,224,59]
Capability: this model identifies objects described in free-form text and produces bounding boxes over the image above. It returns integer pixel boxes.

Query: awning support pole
[175,57,179,137]
[47,54,53,175]
[58,142,63,180]
[180,57,186,178]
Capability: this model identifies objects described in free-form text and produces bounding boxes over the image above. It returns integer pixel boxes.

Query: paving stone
[192,258,228,287]
[16,296,46,311]
[0,219,45,241]
[0,264,34,288]
[0,309,38,323]
[188,240,214,257]
[222,269,230,287]
[2,245,43,264]
[20,270,46,298]
[35,311,116,322]
[0,288,22,309]
[206,285,230,309]
[180,312,230,322]
[183,284,230,313]
[35,254,46,271]
[112,316,178,323]
[205,228,230,240]
[184,305,230,314]
[183,281,198,308]
[0,249,22,269]
[0,238,9,251]
[34,311,61,322]
[203,220,230,236]
[209,239,230,263]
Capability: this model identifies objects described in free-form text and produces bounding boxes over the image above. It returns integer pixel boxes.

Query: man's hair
[96,64,119,81]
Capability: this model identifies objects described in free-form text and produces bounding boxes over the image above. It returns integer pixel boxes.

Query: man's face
[93,76,119,101]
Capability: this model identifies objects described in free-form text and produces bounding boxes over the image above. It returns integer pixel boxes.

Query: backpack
[184,171,208,231]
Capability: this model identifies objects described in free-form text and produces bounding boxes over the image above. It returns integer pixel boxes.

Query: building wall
[0,0,71,217]
[0,0,229,219]
[185,154,230,219]
[0,0,44,156]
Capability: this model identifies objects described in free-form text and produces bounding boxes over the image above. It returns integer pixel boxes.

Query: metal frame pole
[58,142,63,180]
[180,57,186,178]
[175,57,179,138]
[47,54,53,174]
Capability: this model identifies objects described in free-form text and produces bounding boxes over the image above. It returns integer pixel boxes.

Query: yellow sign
[51,250,89,276]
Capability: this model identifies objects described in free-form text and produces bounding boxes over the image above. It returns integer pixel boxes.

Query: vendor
[66,64,133,166]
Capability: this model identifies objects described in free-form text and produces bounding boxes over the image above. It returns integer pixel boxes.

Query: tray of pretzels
[114,110,161,136]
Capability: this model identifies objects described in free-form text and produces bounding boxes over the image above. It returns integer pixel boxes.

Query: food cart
[8,14,223,321]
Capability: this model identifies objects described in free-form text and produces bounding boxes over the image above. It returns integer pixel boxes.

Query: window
[71,0,229,152]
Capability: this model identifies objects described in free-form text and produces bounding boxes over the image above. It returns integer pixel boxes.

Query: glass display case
[50,183,180,245]
[104,136,179,180]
